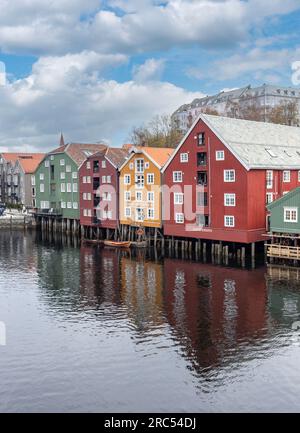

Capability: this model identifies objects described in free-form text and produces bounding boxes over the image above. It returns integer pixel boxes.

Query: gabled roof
[267,187,300,210]
[120,146,175,171]
[163,113,300,172]
[17,154,45,174]
[0,152,44,165]
[105,147,129,168]
[48,143,107,167]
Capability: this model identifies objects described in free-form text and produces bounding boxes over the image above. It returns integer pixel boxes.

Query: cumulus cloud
[0,0,299,55]
[0,52,203,151]
[132,59,165,82]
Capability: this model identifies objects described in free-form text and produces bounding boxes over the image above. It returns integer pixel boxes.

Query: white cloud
[0,0,298,55]
[132,58,165,82]
[0,52,203,151]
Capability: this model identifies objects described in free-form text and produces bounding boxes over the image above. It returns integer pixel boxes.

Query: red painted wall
[79,154,119,229]
[163,118,300,243]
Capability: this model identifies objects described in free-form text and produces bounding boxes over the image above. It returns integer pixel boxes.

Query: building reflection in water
[30,232,300,377]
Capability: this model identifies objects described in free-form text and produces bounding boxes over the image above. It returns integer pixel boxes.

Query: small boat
[83,239,104,245]
[131,241,148,248]
[104,240,131,248]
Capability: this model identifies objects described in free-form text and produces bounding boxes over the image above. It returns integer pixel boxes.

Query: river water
[1,230,300,413]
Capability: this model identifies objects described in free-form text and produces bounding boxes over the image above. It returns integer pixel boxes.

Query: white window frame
[86,161,91,169]
[224,215,235,227]
[173,171,183,183]
[72,202,78,209]
[60,159,65,166]
[61,202,66,209]
[175,213,184,224]
[284,207,298,223]
[67,183,71,193]
[106,175,111,184]
[216,150,225,161]
[40,173,44,181]
[224,193,236,207]
[135,158,144,174]
[266,170,273,189]
[174,193,184,205]
[136,207,144,222]
[61,183,66,193]
[40,184,44,193]
[125,191,131,201]
[136,191,143,202]
[31,176,36,186]
[124,175,131,185]
[283,170,291,183]
[45,160,50,168]
[72,172,78,179]
[72,183,78,193]
[148,208,155,219]
[147,191,154,202]
[102,160,106,168]
[266,193,273,204]
[67,202,72,209]
[135,174,144,189]
[66,165,71,173]
[180,153,189,163]
[224,170,235,183]
[125,207,131,218]
[61,172,66,180]
[147,173,154,185]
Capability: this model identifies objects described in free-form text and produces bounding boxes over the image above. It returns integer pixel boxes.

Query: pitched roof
[164,113,300,172]
[0,152,43,164]
[201,114,300,170]
[141,147,175,168]
[267,187,300,210]
[105,147,129,168]
[17,154,45,174]
[48,143,107,166]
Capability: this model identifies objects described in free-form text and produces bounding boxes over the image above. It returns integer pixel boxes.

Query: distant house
[0,153,44,206]
[35,142,106,220]
[267,187,300,235]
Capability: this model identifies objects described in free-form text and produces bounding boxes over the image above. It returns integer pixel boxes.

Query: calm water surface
[1,231,300,413]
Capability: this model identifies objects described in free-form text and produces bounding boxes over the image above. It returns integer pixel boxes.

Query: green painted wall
[35,152,80,219]
[268,188,300,234]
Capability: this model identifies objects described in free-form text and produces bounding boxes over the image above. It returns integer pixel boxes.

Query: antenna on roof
[60,133,65,147]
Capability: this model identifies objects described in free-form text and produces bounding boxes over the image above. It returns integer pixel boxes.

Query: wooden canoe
[104,240,131,248]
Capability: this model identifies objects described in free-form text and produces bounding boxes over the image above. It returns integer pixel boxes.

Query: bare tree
[130,114,184,148]
[268,101,299,126]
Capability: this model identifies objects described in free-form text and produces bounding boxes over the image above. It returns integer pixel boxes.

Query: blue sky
[0,0,300,151]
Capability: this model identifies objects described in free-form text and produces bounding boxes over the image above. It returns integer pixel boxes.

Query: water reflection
[1,231,300,412]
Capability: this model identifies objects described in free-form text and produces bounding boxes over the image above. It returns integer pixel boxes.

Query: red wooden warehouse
[79,147,128,233]
[162,114,300,245]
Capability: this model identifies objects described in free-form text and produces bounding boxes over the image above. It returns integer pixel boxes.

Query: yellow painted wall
[119,152,162,228]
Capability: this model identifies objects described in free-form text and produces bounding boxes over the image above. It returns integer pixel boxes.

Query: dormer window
[265,148,277,158]
[197,132,205,146]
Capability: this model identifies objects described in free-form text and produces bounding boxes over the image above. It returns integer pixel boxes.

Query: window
[180,153,189,163]
[129,162,134,170]
[73,202,78,209]
[83,209,87,217]
[145,162,150,169]
[148,208,155,219]
[67,202,72,209]
[224,170,235,182]
[298,171,300,182]
[83,192,87,200]
[61,202,66,209]
[284,207,298,223]
[31,176,35,186]
[86,176,91,183]
[73,183,78,193]
[107,176,111,184]
[103,192,112,201]
[41,201,49,209]
[60,159,65,166]
[136,191,143,202]
[224,193,236,207]
[174,193,184,204]
[102,160,106,168]
[40,184,44,193]
[66,165,71,173]
[125,191,131,201]
[107,210,112,219]
[83,176,87,184]
[125,207,131,217]
[86,161,91,169]
[50,155,54,161]
[40,173,44,181]
[196,214,209,227]
[102,176,107,183]
[45,160,50,168]
[266,170,273,189]
[283,170,290,182]
[67,183,71,192]
[197,171,207,186]
[135,174,144,188]
[175,213,184,224]
[265,148,277,158]
[61,172,66,180]
[124,175,131,185]
[72,172,77,179]
[136,208,144,221]
[173,171,183,183]
[266,193,273,204]
[224,216,235,227]
[216,150,225,161]
[197,192,208,207]
[197,152,207,166]
[61,183,66,193]
[197,132,205,146]
[147,191,154,202]
[147,173,154,184]
[135,158,144,173]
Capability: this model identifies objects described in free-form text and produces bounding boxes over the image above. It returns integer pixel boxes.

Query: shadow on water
[2,230,300,412]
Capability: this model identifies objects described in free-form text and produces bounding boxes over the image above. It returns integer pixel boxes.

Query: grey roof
[202,114,300,170]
